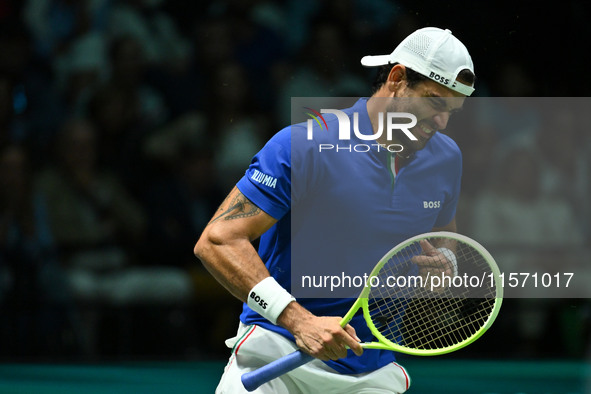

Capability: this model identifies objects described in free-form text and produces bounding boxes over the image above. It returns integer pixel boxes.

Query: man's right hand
[277,302,364,361]
[194,187,363,361]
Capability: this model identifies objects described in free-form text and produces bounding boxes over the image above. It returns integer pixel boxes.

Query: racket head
[358,231,503,356]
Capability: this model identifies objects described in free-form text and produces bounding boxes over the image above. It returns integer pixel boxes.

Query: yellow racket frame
[339,231,503,356]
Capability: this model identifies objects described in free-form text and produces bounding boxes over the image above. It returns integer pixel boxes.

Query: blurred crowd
[0,0,590,361]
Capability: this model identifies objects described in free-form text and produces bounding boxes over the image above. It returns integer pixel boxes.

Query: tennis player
[194,27,476,393]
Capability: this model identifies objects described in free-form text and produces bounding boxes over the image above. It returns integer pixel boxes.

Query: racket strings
[370,293,495,349]
[367,237,499,351]
[401,298,495,349]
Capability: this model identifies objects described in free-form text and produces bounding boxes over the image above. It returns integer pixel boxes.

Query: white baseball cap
[361,27,475,96]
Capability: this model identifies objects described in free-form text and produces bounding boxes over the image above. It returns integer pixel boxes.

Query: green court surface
[0,359,588,393]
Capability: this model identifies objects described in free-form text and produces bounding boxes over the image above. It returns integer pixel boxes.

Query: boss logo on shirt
[423,200,441,209]
[249,291,268,310]
[251,169,277,189]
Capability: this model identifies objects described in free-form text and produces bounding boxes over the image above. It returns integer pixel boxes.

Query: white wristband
[247,277,296,324]
[437,247,458,277]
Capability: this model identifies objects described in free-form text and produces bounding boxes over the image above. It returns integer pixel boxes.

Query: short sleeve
[236,128,291,220]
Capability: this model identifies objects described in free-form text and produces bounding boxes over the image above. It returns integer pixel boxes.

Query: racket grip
[241,350,314,391]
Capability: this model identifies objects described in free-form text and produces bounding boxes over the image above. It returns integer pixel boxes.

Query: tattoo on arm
[210,192,262,224]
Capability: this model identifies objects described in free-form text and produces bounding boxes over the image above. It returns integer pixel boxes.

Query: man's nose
[432,111,450,131]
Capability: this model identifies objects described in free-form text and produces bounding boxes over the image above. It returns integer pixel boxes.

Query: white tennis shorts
[215,322,411,394]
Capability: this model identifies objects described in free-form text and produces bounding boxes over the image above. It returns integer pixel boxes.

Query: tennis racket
[241,231,503,391]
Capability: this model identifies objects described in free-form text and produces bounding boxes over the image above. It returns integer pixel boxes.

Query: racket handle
[241,350,314,391]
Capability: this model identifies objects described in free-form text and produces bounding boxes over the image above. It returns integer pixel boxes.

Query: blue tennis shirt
[236,97,462,374]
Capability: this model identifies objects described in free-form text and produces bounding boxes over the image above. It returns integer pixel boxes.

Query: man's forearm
[194,234,269,303]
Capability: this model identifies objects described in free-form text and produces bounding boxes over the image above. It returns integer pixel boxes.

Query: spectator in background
[35,117,144,280]
[0,22,67,166]
[533,105,591,243]
[23,0,112,118]
[106,34,168,130]
[90,33,169,195]
[22,0,110,62]
[0,74,26,147]
[0,143,75,358]
[53,32,108,117]
[275,20,367,125]
[34,117,192,308]
[471,146,584,249]
[473,62,539,145]
[282,0,402,55]
[226,2,286,109]
[166,15,236,119]
[142,113,221,269]
[142,121,238,355]
[208,62,270,192]
[107,0,191,70]
[0,23,32,143]
[86,82,146,195]
[194,16,235,72]
[469,145,585,357]
[443,107,500,235]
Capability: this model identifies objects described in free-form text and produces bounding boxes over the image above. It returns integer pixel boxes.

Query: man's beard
[384,99,431,155]
[390,127,429,156]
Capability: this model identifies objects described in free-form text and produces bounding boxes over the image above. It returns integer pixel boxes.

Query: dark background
[0,0,589,364]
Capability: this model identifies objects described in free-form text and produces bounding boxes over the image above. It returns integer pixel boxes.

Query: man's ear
[387,64,407,93]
